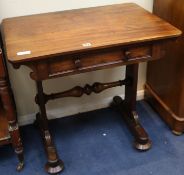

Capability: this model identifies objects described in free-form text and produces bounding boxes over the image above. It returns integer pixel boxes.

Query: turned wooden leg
[0,78,24,170]
[9,122,24,171]
[36,81,64,174]
[112,64,151,151]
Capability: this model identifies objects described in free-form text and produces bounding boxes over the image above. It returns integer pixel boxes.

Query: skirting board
[18,90,145,126]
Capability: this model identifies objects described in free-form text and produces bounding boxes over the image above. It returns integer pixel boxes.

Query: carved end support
[112,96,152,151]
[43,129,64,174]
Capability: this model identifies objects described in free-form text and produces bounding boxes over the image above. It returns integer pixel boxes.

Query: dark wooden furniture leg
[10,122,24,172]
[0,78,24,171]
[112,64,151,151]
[36,81,64,174]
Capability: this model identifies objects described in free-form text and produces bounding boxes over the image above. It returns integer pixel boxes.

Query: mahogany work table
[1,3,181,174]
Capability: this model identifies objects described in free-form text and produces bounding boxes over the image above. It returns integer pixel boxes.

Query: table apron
[25,42,164,81]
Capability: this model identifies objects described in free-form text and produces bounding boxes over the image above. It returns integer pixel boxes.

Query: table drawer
[31,43,163,80]
[48,45,154,78]
[49,49,124,77]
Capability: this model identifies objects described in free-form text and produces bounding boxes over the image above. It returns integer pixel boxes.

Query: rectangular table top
[1,3,181,64]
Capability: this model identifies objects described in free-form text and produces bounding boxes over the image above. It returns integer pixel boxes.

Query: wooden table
[1,3,181,174]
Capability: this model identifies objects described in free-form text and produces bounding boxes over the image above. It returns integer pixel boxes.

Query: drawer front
[124,46,152,61]
[49,49,125,77]
[48,45,154,78]
[31,43,163,80]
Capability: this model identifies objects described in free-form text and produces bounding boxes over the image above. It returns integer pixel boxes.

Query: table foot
[134,139,152,151]
[36,113,64,174]
[15,148,24,171]
[16,162,24,172]
[45,159,64,174]
[43,129,64,174]
[112,96,152,151]
[172,130,183,136]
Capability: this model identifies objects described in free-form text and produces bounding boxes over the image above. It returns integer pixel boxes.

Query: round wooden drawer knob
[124,51,132,60]
[74,59,81,69]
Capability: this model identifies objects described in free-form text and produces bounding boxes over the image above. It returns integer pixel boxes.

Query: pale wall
[0,0,153,125]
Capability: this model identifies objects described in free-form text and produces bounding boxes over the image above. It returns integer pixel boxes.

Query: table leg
[36,81,64,174]
[0,78,24,170]
[9,121,24,171]
[112,64,152,151]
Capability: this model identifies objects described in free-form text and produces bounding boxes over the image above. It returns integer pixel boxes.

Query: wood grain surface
[1,3,181,63]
